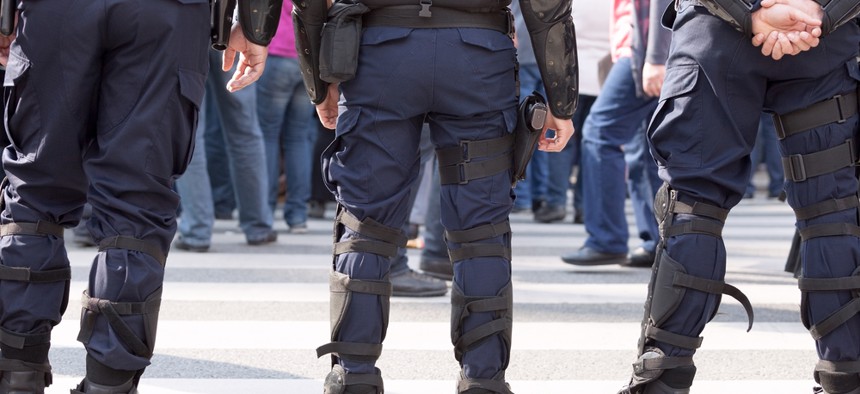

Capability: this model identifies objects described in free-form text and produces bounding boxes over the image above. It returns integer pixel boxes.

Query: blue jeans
[256,55,317,227]
[176,116,215,248]
[544,94,594,209]
[512,63,548,209]
[176,49,274,243]
[206,113,236,217]
[581,56,660,254]
[624,119,662,253]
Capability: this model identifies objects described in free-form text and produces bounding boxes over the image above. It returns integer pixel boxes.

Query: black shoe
[72,377,138,394]
[533,204,566,223]
[419,257,453,281]
[246,230,278,246]
[561,246,627,266]
[572,210,584,224]
[214,210,234,220]
[531,198,545,212]
[172,237,210,253]
[73,225,97,247]
[308,200,326,219]
[622,247,656,268]
[391,269,447,297]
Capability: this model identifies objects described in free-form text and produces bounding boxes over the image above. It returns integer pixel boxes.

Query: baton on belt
[0,0,15,37]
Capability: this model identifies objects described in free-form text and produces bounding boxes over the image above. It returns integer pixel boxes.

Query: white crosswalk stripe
[41,198,823,393]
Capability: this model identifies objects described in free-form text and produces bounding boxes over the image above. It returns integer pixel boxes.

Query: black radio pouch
[319,0,370,83]
[511,92,548,187]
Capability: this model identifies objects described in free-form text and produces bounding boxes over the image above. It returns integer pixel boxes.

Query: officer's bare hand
[538,114,573,153]
[223,24,268,92]
[751,1,821,60]
[0,33,13,67]
[316,83,340,129]
[642,63,666,97]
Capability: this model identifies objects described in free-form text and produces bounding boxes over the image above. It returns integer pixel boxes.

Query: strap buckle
[833,94,850,124]
[419,0,431,17]
[786,154,808,182]
[771,112,786,140]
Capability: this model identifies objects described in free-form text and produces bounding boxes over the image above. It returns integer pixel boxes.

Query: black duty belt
[363,5,513,37]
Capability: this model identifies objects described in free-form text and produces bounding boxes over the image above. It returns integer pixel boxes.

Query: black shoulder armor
[292,0,330,104]
[519,0,578,119]
[238,0,284,46]
[817,0,860,35]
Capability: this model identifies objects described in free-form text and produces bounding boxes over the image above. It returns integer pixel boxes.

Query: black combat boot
[71,377,138,394]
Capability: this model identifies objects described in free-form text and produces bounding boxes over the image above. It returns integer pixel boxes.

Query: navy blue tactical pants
[652,3,860,362]
[1,0,208,371]
[324,27,518,379]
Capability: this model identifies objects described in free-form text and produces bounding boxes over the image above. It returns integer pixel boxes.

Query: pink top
[268,2,296,59]
[610,0,633,62]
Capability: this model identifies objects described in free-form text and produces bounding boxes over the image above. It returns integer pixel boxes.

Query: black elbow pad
[293,0,330,104]
[818,0,860,35]
[519,0,579,119]
[238,0,284,46]
[698,0,755,35]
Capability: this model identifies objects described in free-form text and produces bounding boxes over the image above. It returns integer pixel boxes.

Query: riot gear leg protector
[0,219,70,394]
[620,184,753,394]
[75,236,166,393]
[446,220,514,394]
[317,207,403,394]
[772,89,860,394]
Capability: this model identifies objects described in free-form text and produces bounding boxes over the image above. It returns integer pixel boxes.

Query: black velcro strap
[337,210,407,247]
[0,264,71,283]
[445,221,511,243]
[436,135,514,167]
[799,222,860,241]
[773,91,858,139]
[644,325,703,350]
[816,359,860,374]
[448,243,511,262]
[455,317,511,352]
[344,372,384,388]
[438,152,513,185]
[464,296,509,316]
[315,341,383,359]
[0,358,51,374]
[794,196,860,221]
[81,291,161,316]
[78,290,160,358]
[0,221,64,238]
[809,298,860,340]
[454,295,510,351]
[632,355,694,374]
[662,218,724,238]
[782,140,856,182]
[0,327,50,349]
[344,277,393,297]
[99,236,166,266]
[334,239,399,258]
[674,272,755,331]
[457,375,513,394]
[670,200,729,222]
[799,275,860,292]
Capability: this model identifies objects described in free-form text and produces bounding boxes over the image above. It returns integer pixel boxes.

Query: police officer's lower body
[620,3,860,394]
[0,1,209,392]
[317,26,518,394]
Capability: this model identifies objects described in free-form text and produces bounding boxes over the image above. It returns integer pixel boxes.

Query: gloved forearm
[519,0,579,119]
[292,0,330,104]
